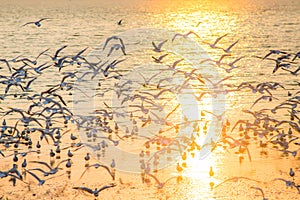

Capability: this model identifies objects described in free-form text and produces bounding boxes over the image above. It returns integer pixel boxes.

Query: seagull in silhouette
[21,18,50,27]
[152,40,168,52]
[103,36,125,51]
[250,95,279,109]
[272,178,300,194]
[263,50,287,59]
[152,53,168,63]
[28,159,68,176]
[73,183,116,197]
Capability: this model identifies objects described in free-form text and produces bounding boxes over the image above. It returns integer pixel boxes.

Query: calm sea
[0,0,299,199]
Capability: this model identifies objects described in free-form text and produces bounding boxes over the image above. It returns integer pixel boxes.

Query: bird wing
[157,39,168,49]
[36,48,50,60]
[187,31,200,38]
[215,75,233,86]
[107,46,115,57]
[172,58,184,68]
[119,38,125,49]
[250,95,272,109]
[213,33,228,45]
[152,42,158,50]
[230,56,245,65]
[171,33,182,42]
[21,22,35,27]
[158,53,168,60]
[97,184,116,193]
[76,47,88,57]
[137,71,147,83]
[54,45,67,58]
[224,39,239,52]
[38,18,50,22]
[29,160,52,170]
[165,104,180,121]
[0,59,12,72]
[263,51,273,59]
[25,77,37,90]
[73,186,94,194]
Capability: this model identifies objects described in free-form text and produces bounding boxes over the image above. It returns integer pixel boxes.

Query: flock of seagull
[0,17,299,199]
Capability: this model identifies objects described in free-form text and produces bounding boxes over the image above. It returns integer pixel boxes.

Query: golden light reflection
[0,0,298,199]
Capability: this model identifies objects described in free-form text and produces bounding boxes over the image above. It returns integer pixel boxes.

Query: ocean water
[0,0,299,199]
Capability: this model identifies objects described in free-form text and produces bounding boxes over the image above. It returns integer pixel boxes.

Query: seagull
[172,31,200,42]
[28,159,68,176]
[73,183,116,197]
[214,176,261,189]
[140,88,173,100]
[263,50,287,59]
[250,95,279,109]
[25,170,63,186]
[203,33,228,49]
[79,163,115,180]
[272,178,300,194]
[47,45,68,61]
[152,53,168,63]
[28,62,52,74]
[145,173,178,189]
[103,36,125,50]
[200,54,231,66]
[152,40,168,52]
[21,18,50,27]
[219,56,245,72]
[137,71,162,87]
[204,75,233,88]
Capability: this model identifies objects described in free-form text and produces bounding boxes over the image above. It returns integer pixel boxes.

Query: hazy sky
[2,0,298,13]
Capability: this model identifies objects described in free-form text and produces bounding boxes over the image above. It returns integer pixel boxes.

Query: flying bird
[172,31,200,42]
[21,18,50,27]
[73,183,116,197]
[103,36,125,51]
[152,40,168,52]
[152,53,168,63]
